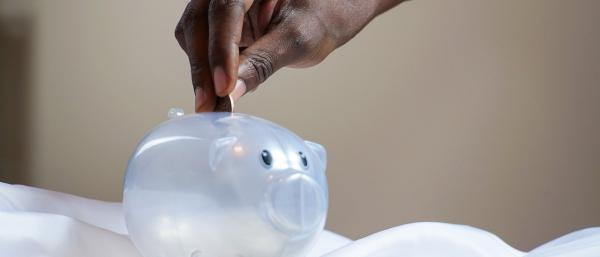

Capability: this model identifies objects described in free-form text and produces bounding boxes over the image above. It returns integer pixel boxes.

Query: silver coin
[214,95,234,112]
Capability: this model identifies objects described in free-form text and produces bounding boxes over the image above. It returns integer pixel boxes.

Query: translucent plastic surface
[123,112,329,257]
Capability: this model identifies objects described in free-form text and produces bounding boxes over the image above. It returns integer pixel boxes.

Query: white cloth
[1,183,599,257]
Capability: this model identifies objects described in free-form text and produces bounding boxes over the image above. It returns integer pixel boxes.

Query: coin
[214,95,234,112]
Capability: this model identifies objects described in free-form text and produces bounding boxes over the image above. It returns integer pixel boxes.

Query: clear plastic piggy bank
[123,112,328,257]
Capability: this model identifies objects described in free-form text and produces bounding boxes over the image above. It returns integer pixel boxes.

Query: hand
[175,0,405,112]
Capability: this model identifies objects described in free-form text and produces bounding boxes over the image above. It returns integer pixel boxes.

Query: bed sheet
[1,183,599,257]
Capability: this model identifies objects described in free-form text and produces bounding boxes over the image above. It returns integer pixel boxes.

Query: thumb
[234,26,307,98]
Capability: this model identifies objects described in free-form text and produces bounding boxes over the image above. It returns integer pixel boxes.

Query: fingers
[237,25,312,95]
[176,1,217,112]
[207,0,254,97]
[176,0,291,108]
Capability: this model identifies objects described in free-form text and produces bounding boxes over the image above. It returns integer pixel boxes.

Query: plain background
[1,0,599,251]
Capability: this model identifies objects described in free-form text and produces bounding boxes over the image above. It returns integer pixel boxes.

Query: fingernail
[213,66,227,96]
[195,87,206,112]
[231,79,247,102]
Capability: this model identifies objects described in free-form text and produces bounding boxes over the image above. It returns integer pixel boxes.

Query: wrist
[324,0,380,47]
[374,0,407,16]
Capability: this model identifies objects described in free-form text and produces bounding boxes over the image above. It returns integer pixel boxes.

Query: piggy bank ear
[209,136,237,171]
[305,141,327,169]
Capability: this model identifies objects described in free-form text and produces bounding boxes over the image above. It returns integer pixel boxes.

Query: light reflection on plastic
[136,136,204,158]
[233,145,244,155]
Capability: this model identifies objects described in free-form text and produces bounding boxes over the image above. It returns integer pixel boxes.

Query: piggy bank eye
[299,151,308,168]
[261,150,272,168]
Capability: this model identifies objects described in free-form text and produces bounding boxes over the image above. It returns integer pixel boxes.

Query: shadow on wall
[0,2,32,183]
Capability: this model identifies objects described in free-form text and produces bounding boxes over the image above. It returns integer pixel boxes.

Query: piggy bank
[123,112,328,257]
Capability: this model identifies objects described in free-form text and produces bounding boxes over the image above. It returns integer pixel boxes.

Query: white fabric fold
[1,183,598,257]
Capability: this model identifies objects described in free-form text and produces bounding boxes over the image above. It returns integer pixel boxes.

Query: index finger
[178,0,217,112]
[207,0,254,96]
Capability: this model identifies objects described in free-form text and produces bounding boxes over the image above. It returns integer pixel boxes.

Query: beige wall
[4,0,600,251]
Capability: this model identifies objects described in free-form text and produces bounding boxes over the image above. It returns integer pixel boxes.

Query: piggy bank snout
[264,173,326,235]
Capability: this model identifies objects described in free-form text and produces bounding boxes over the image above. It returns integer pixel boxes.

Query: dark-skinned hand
[175,0,406,112]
